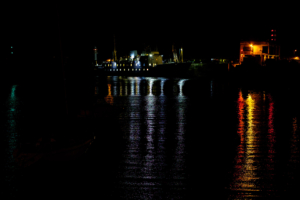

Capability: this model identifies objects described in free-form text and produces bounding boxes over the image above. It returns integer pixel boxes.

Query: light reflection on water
[98,77,300,199]
[3,85,19,197]
[229,91,280,198]
[3,76,300,198]
[114,76,188,199]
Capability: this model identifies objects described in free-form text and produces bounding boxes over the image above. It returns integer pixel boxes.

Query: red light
[271,39,273,41]
[271,34,273,36]
[271,30,273,32]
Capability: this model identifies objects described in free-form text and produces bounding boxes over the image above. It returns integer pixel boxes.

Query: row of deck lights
[104,68,149,71]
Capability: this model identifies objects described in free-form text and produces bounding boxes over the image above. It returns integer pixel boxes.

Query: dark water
[1,76,300,199]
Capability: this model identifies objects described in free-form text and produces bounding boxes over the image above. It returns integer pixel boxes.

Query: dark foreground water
[1,76,300,199]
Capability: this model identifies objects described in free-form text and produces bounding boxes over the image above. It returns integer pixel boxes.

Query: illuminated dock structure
[239,29,280,65]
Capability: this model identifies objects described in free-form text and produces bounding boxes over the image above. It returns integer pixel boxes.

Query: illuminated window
[117,64,118,66]
[147,68,148,71]
[149,63,151,66]
[116,69,118,71]
[123,64,125,67]
[113,69,115,71]
[130,64,132,66]
[110,69,112,71]
[11,52,13,54]
[132,69,134,71]
[139,69,141,71]
[135,69,137,71]
[11,46,13,48]
[124,69,125,71]
[128,69,130,71]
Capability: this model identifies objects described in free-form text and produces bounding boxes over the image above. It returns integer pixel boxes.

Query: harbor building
[140,51,163,67]
[239,41,280,65]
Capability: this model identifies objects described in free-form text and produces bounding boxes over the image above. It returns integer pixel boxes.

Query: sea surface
[1,75,300,199]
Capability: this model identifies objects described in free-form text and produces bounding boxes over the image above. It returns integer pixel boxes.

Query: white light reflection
[112,76,118,96]
[142,85,156,181]
[145,78,157,96]
[135,77,141,96]
[178,79,188,96]
[159,78,167,96]
[172,84,188,183]
[128,77,135,96]
[123,85,142,179]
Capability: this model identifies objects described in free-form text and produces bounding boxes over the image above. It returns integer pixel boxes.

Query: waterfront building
[140,51,163,67]
[239,41,280,65]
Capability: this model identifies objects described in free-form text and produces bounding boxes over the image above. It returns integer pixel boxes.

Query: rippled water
[1,76,300,199]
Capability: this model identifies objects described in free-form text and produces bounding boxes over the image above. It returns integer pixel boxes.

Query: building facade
[239,41,280,65]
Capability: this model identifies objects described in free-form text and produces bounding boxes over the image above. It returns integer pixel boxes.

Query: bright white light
[178,79,188,96]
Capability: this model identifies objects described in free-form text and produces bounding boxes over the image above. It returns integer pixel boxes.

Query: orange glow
[237,90,245,143]
[104,84,114,105]
[106,59,111,62]
[230,92,263,194]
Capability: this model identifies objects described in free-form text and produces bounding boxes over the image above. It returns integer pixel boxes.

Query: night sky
[3,2,299,63]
